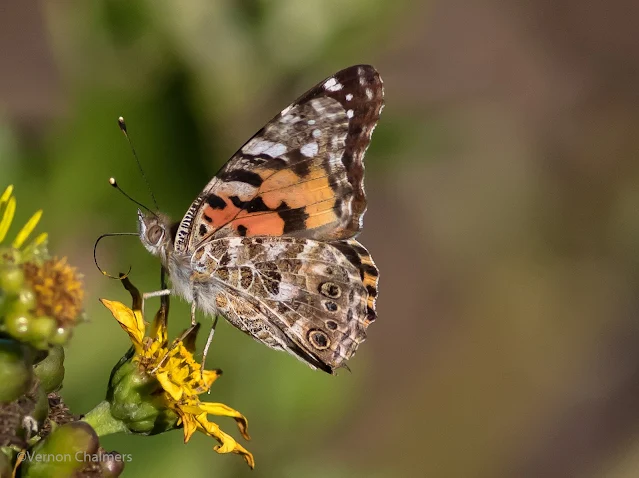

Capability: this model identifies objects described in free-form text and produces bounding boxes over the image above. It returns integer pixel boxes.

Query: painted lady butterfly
[138,65,383,373]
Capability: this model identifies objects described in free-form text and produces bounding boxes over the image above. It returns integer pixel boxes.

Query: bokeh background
[2,1,639,477]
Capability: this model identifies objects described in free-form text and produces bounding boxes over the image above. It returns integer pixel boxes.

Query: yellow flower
[1,185,81,348]
[0,185,47,257]
[100,278,254,469]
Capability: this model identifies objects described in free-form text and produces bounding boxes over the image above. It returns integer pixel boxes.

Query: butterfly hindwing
[174,65,384,254]
[190,236,378,372]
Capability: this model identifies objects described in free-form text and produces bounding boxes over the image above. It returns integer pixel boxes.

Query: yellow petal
[162,352,190,380]
[100,299,145,348]
[156,371,184,401]
[150,303,169,345]
[156,323,168,345]
[0,196,16,243]
[185,402,250,440]
[235,443,255,469]
[12,209,42,248]
[201,369,222,389]
[181,412,198,443]
[195,413,255,469]
[21,232,49,258]
[0,185,13,204]
[145,340,165,362]
[33,232,48,246]
[209,426,237,453]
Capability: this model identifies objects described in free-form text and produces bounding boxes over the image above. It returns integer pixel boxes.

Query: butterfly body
[138,65,383,373]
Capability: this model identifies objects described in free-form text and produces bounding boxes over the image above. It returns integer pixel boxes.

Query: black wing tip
[334,64,381,81]
[341,64,378,72]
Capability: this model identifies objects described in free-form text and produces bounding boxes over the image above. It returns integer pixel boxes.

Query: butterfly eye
[147,225,164,245]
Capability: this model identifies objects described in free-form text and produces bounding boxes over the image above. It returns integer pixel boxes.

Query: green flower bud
[30,339,50,351]
[4,312,30,340]
[84,357,179,438]
[0,247,21,266]
[0,289,7,317]
[34,346,65,393]
[0,266,24,295]
[48,327,71,346]
[20,422,99,478]
[12,288,36,314]
[0,339,33,402]
[108,360,179,435]
[28,316,56,343]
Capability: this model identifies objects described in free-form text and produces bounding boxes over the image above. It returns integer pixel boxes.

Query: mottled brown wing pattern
[331,239,379,324]
[174,65,384,254]
[189,236,378,373]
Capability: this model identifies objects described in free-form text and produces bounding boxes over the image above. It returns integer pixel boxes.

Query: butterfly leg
[202,316,219,365]
[190,300,197,326]
[142,288,171,316]
[143,289,172,299]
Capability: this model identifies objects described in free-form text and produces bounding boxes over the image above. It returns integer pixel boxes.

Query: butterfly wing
[190,236,379,373]
[174,65,384,255]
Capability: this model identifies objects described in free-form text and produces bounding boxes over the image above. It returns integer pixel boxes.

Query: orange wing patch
[194,162,341,239]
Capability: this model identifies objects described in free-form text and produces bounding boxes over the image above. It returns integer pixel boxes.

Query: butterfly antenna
[109,177,157,217]
[93,232,138,279]
[117,116,160,211]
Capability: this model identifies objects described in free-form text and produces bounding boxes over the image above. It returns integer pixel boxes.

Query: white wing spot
[281,114,301,124]
[218,180,257,198]
[345,93,353,101]
[242,140,287,157]
[346,109,354,119]
[300,142,319,157]
[323,77,343,92]
[308,119,316,125]
[365,88,373,100]
[359,76,366,86]
[267,143,287,157]
[312,129,322,138]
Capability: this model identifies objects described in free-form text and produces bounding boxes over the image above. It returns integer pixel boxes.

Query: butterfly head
[137,209,173,259]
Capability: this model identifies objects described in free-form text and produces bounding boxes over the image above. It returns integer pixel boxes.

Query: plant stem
[82,401,128,436]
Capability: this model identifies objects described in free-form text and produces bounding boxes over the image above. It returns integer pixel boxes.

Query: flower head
[23,257,84,326]
[0,185,82,349]
[98,278,254,469]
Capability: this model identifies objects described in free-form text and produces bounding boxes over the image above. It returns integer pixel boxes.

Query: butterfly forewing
[174,65,384,253]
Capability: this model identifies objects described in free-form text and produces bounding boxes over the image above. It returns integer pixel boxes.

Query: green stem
[82,400,128,436]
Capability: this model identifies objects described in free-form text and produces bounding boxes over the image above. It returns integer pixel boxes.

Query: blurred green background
[3,1,639,477]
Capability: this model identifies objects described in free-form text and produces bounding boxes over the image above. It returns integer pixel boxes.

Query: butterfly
[138,65,382,374]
